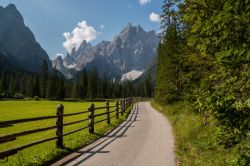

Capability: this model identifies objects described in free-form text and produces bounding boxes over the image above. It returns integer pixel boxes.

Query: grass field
[0,100,131,166]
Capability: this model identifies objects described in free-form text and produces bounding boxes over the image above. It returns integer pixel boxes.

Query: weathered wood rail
[0,97,145,159]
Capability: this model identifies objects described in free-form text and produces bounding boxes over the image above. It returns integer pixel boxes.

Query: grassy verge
[0,101,132,166]
[151,100,228,166]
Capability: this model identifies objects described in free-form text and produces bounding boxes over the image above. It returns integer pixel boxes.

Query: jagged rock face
[0,4,51,72]
[75,41,112,71]
[53,55,75,79]
[63,53,75,67]
[53,55,64,70]
[106,23,159,72]
[73,40,92,61]
[55,23,159,79]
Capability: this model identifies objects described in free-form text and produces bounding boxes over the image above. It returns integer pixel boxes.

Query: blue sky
[0,0,162,59]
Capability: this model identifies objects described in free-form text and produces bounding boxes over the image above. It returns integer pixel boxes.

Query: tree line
[0,60,153,100]
[155,0,249,163]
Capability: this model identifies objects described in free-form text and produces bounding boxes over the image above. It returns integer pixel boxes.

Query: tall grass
[151,100,228,166]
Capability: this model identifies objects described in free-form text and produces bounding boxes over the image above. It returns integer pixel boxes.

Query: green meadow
[0,100,130,166]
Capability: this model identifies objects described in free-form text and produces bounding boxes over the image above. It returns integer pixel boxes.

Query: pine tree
[144,74,153,97]
[8,76,16,95]
[46,68,57,100]
[102,73,108,98]
[31,75,40,97]
[55,76,65,100]
[39,60,48,98]
[19,75,27,95]
[0,68,8,94]
[79,69,88,99]
[155,0,184,103]
[72,80,81,99]
[87,68,98,99]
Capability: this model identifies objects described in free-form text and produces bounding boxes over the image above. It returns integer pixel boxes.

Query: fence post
[88,103,95,133]
[127,98,129,108]
[116,99,119,119]
[123,99,125,113]
[106,100,110,124]
[56,104,64,148]
[120,99,124,116]
[123,99,126,113]
[125,98,127,110]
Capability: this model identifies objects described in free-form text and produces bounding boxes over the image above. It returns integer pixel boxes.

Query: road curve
[52,102,175,166]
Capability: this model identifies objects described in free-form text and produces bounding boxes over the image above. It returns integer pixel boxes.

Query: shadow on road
[56,104,140,166]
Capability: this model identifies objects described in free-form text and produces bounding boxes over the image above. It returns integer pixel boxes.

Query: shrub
[34,96,39,101]
[14,93,24,99]
[0,91,9,98]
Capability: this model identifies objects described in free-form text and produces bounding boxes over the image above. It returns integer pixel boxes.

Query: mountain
[0,4,51,72]
[53,23,159,80]
[53,55,76,79]
[133,57,157,84]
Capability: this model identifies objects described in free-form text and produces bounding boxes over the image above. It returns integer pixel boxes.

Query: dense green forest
[0,59,153,100]
[155,0,249,164]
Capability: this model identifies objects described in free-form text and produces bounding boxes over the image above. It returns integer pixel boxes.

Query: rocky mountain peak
[0,4,24,26]
[126,22,133,29]
[122,23,144,33]
[71,47,76,55]
[120,23,133,35]
[0,4,52,72]
[77,40,91,53]
[55,55,63,63]
[136,24,143,32]
[79,40,88,48]
[66,40,93,62]
[54,23,159,79]
[117,24,148,44]
[53,55,62,68]
[63,52,75,66]
[5,3,17,10]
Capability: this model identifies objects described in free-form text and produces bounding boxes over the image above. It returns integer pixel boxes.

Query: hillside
[0,4,51,72]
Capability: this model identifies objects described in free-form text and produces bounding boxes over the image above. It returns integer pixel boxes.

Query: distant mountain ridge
[0,4,158,80]
[0,4,51,72]
[53,23,159,80]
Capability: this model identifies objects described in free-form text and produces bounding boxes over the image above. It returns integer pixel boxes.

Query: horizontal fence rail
[0,97,148,159]
[0,111,91,127]
[0,116,57,126]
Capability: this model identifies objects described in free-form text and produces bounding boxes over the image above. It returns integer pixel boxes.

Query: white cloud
[139,0,151,5]
[149,12,161,23]
[63,20,97,53]
[100,24,105,29]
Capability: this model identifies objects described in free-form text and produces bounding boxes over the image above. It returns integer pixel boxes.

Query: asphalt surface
[52,102,175,166]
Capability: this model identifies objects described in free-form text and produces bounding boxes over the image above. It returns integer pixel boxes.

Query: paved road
[52,102,175,166]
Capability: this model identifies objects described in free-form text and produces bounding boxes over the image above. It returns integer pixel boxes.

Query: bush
[14,93,24,99]
[34,96,39,101]
[0,91,8,98]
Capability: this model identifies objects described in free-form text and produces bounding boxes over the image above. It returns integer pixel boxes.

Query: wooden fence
[0,97,142,159]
